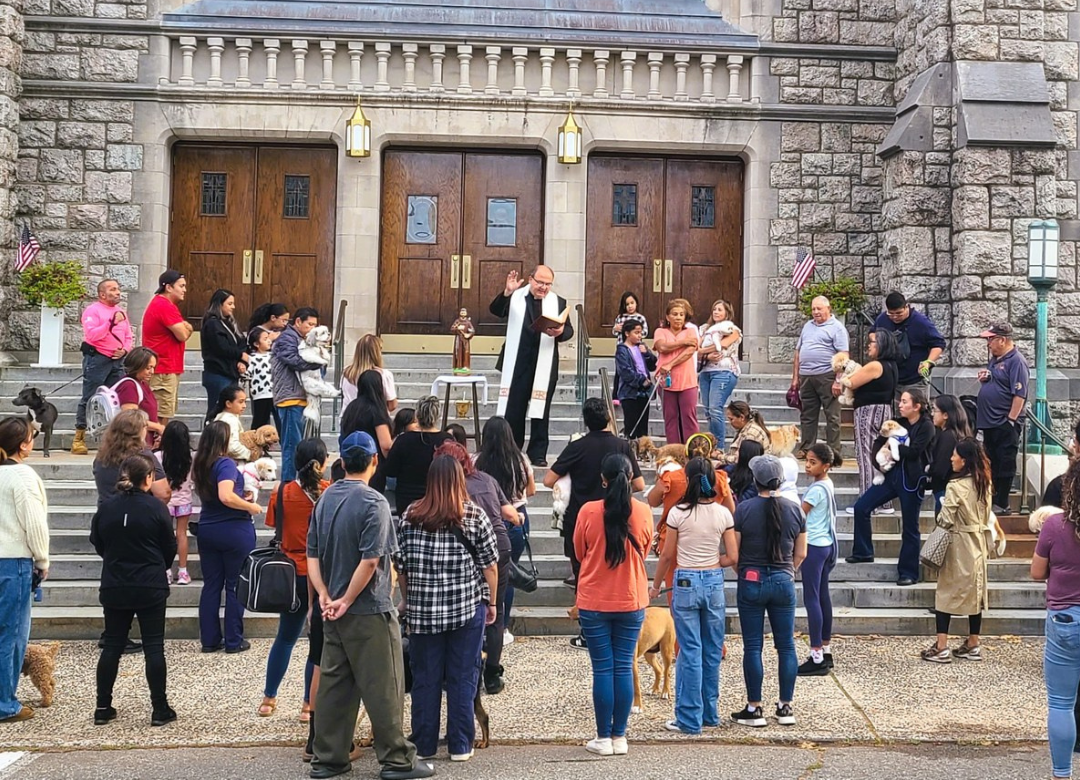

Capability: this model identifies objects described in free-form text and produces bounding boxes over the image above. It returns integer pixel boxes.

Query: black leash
[27,373,85,398]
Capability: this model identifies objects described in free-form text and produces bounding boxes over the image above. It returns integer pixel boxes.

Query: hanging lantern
[557,109,581,164]
[346,98,371,159]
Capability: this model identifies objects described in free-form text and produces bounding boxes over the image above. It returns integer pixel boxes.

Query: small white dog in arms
[832,352,861,407]
[296,325,340,426]
[241,457,278,503]
[873,420,909,485]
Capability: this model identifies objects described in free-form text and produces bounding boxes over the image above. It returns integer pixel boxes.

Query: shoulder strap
[450,524,481,567]
[274,482,287,544]
[114,376,143,404]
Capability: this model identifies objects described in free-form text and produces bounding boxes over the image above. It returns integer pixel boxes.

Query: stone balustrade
[162,35,756,104]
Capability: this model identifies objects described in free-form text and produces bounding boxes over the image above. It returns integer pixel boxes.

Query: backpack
[237,483,301,614]
[85,377,143,439]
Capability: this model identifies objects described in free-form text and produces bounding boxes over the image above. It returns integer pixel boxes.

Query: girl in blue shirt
[798,443,842,677]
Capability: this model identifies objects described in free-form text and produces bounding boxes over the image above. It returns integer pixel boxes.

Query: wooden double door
[585,155,743,337]
[379,150,544,336]
[169,144,338,330]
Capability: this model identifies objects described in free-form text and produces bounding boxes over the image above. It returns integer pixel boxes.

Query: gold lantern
[345,98,371,159]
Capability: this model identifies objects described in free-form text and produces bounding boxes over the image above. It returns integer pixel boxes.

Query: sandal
[257,697,277,717]
[299,702,312,723]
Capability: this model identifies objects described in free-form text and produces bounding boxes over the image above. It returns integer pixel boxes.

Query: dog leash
[34,374,84,398]
[627,379,662,438]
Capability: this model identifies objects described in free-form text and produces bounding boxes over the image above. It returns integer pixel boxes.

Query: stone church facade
[1,0,1078,407]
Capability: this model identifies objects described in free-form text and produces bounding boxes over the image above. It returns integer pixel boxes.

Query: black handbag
[506,534,539,593]
[237,483,301,614]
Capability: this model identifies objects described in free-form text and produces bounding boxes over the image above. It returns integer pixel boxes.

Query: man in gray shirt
[307,431,435,780]
[790,296,850,458]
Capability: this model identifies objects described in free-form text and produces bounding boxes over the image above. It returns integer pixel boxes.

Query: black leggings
[251,398,274,430]
[935,610,982,635]
[97,599,168,710]
[484,552,510,671]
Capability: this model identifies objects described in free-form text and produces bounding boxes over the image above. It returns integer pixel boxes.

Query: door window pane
[486,197,517,246]
[612,184,637,226]
[284,175,311,219]
[691,186,715,228]
[406,195,438,244]
[201,172,227,216]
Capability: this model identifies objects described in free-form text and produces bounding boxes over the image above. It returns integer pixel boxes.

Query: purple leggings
[802,544,836,648]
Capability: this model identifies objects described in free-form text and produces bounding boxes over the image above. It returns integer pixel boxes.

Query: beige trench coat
[934,477,990,616]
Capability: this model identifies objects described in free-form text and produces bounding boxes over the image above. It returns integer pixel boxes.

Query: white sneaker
[166,568,173,585]
[877,507,895,515]
[503,629,514,646]
[845,506,856,516]
[611,736,628,755]
[450,750,473,762]
[586,737,613,756]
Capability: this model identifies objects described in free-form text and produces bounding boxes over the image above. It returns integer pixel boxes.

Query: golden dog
[22,642,59,707]
[239,425,280,460]
[768,424,800,457]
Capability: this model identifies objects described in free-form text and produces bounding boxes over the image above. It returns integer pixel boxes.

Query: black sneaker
[797,657,830,677]
[569,634,588,650]
[225,639,251,654]
[775,703,796,726]
[97,638,143,654]
[151,706,177,727]
[93,706,117,725]
[731,705,766,727]
[824,652,834,669]
[483,665,505,695]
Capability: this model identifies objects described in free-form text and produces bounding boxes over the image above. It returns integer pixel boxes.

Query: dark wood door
[379,150,544,336]
[169,144,338,330]
[585,155,744,337]
[664,159,744,327]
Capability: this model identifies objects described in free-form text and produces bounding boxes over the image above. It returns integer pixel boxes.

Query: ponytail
[764,495,784,563]
[601,453,636,569]
[116,453,154,494]
[294,438,328,499]
[807,442,842,469]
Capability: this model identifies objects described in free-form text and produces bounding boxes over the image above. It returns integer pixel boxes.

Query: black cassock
[490,289,574,463]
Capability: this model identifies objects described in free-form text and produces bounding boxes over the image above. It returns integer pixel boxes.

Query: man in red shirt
[140,270,193,427]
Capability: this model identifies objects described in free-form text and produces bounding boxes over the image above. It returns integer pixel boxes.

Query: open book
[531,308,569,333]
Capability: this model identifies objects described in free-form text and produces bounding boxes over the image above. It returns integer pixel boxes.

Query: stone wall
[0,0,20,355]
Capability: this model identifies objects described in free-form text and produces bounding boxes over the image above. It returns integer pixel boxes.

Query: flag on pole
[791,247,816,289]
[16,224,40,273]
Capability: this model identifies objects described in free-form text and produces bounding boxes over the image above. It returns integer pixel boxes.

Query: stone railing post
[674,53,689,100]
[700,54,716,102]
[178,36,196,86]
[620,51,637,99]
[348,42,363,90]
[430,44,446,93]
[539,47,555,96]
[402,43,418,91]
[291,39,308,90]
[567,49,582,97]
[647,52,663,100]
[263,39,280,89]
[207,37,224,87]
[593,50,609,98]
[512,47,528,96]
[235,38,252,87]
[319,41,336,90]
[726,54,744,102]
[375,42,391,91]
[457,45,473,94]
[485,46,501,95]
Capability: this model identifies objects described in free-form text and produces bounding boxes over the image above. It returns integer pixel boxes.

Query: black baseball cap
[979,322,1014,339]
[155,270,184,294]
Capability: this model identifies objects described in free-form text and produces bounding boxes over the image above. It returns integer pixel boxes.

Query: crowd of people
[0,267,1075,780]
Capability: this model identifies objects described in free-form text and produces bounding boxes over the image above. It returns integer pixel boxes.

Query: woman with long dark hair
[340,369,393,458]
[922,438,992,663]
[212,384,252,462]
[394,456,499,762]
[1033,456,1080,779]
[0,417,48,723]
[650,457,737,734]
[91,454,177,727]
[929,394,974,514]
[729,440,766,503]
[201,288,250,424]
[192,420,262,654]
[155,420,194,585]
[573,453,653,756]
[720,401,770,465]
[732,454,807,728]
[247,302,289,341]
[116,346,163,443]
[847,389,936,587]
[475,416,535,644]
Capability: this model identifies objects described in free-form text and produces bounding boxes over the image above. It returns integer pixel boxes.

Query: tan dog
[767,424,800,457]
[832,353,861,407]
[987,511,1007,558]
[654,443,688,466]
[633,435,659,464]
[22,642,59,707]
[239,425,280,460]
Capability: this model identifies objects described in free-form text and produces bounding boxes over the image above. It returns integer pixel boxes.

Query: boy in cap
[140,270,193,427]
[976,322,1030,513]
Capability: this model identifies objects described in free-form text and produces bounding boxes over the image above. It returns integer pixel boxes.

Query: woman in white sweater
[212,384,252,463]
[0,416,49,723]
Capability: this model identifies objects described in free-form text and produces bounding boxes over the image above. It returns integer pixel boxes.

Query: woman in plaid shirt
[394,455,499,763]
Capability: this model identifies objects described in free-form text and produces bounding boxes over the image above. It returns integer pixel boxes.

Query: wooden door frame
[376,146,546,349]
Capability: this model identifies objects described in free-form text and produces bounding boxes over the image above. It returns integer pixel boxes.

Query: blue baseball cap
[340,431,378,456]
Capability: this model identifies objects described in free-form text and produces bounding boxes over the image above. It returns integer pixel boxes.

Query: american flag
[16,224,40,273]
[791,247,816,289]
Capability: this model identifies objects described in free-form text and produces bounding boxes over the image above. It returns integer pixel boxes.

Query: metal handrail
[331,299,348,429]
[1019,414,1069,514]
[575,303,591,404]
[848,308,875,364]
[598,366,617,433]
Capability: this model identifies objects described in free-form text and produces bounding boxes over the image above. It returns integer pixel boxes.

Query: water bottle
[33,585,42,603]
[664,373,672,388]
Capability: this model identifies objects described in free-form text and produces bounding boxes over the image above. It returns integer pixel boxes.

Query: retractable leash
[627,379,662,439]
[32,373,85,399]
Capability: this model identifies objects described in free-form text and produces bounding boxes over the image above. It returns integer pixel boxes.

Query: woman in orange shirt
[573,453,653,758]
[653,298,700,445]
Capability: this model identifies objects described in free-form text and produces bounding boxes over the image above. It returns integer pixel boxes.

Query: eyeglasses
[530,279,553,289]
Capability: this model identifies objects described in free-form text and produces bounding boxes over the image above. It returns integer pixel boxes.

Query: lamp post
[1027,218,1060,452]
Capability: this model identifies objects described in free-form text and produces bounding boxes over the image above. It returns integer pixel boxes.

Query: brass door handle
[664,259,673,293]
[653,259,662,293]
[242,250,253,284]
[254,250,264,284]
[461,254,472,289]
[450,255,460,289]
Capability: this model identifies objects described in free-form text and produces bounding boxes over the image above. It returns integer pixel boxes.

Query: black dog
[12,387,57,457]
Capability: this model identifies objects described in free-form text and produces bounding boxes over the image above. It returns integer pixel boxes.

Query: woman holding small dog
[90,453,177,727]
[922,438,992,664]
[697,300,743,449]
[574,453,653,756]
[0,417,49,724]
[840,329,901,516]
[650,457,737,734]
[213,384,253,463]
[201,289,250,425]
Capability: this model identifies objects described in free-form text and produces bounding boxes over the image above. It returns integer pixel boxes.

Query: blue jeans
[77,351,124,429]
[0,558,32,719]
[672,568,726,733]
[851,468,925,581]
[277,404,306,483]
[504,510,530,620]
[578,608,645,739]
[1045,606,1080,777]
[737,569,797,704]
[698,370,738,448]
[409,603,486,757]
[197,521,255,650]
[264,575,314,699]
[202,371,235,424]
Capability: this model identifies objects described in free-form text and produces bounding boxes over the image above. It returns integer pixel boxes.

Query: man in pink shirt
[72,279,133,455]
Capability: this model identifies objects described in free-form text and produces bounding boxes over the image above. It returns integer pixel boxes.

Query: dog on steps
[13,387,58,458]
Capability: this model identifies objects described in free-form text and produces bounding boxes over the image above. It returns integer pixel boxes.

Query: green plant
[17,261,87,309]
[797,276,867,318]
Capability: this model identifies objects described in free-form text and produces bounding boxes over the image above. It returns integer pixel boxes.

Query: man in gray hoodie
[272,307,322,482]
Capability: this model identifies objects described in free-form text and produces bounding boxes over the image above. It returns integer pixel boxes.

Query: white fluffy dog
[873,420,908,485]
[833,353,861,407]
[241,457,278,503]
[297,325,340,424]
[551,475,571,532]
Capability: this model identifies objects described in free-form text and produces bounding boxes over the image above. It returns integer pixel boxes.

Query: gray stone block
[56,121,105,149]
[954,230,1013,274]
[105,144,142,171]
[80,49,138,82]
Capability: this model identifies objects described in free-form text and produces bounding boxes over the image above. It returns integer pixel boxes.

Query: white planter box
[33,306,65,367]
